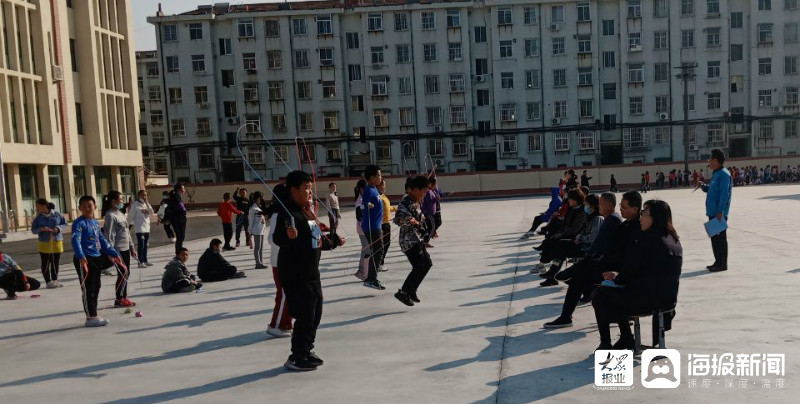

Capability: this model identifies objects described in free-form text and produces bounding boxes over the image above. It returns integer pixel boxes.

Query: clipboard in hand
[704,218,727,238]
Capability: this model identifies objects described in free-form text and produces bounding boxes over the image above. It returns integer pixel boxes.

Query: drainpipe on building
[0,145,9,237]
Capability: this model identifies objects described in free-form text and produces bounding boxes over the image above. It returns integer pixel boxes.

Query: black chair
[630,305,676,355]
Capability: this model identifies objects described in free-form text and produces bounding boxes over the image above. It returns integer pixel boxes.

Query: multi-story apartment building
[144,0,800,182]
[0,0,142,225]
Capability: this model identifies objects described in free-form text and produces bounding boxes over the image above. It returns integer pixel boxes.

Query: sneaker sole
[394,293,414,306]
[284,361,317,371]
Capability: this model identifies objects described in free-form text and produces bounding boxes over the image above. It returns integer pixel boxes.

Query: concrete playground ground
[1,184,799,404]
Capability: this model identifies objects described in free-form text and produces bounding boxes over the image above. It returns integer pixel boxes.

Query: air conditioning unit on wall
[689,144,699,151]
[552,118,561,125]
[659,113,670,121]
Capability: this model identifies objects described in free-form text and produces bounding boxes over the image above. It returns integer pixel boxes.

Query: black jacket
[554,206,587,239]
[622,231,682,313]
[197,248,237,280]
[600,216,641,275]
[273,199,341,285]
[165,192,187,224]
[581,174,592,187]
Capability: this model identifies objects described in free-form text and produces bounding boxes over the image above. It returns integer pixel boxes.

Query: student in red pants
[266,184,293,338]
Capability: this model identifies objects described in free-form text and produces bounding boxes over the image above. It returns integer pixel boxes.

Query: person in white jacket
[248,191,268,269]
[128,190,155,268]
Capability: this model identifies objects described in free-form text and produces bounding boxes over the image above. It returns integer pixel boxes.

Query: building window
[327,146,342,162]
[788,87,800,105]
[731,44,743,61]
[603,83,616,100]
[603,51,615,68]
[553,69,566,87]
[475,58,488,75]
[528,134,542,151]
[292,18,307,35]
[447,10,461,28]
[75,103,84,134]
[501,72,514,89]
[166,56,179,73]
[352,95,364,112]
[554,133,570,151]
[453,137,468,156]
[346,32,359,49]
[653,127,670,145]
[196,118,211,137]
[788,0,799,10]
[580,99,593,118]
[498,8,512,25]
[169,88,182,104]
[681,29,695,48]
[223,101,237,117]
[267,51,282,69]
[654,31,669,49]
[655,95,669,113]
[499,40,513,58]
[629,96,643,115]
[707,92,721,110]
[786,23,799,43]
[297,82,312,100]
[681,0,694,16]
[624,128,647,149]
[398,77,412,95]
[759,0,772,10]
[450,105,466,124]
[194,86,208,104]
[759,58,772,75]
[730,12,743,29]
[426,107,442,126]
[173,150,189,168]
[394,13,407,31]
[684,94,696,111]
[151,132,165,147]
[502,135,517,154]
[150,110,163,125]
[241,53,256,71]
[323,112,338,130]
[219,38,232,56]
[423,44,437,62]
[578,131,596,150]
[371,47,385,64]
[577,3,591,21]
[268,81,284,100]
[759,120,774,139]
[707,61,721,78]
[526,70,541,89]
[164,24,177,41]
[171,118,185,136]
[243,83,258,101]
[628,63,644,83]
[449,42,463,60]
[706,27,721,47]
[148,86,161,102]
[552,37,565,55]
[428,139,444,157]
[265,20,280,37]
[317,14,332,35]
[348,64,362,81]
[402,141,416,158]
[759,24,773,43]
[707,0,720,14]
[191,55,205,72]
[628,0,642,17]
[552,5,565,23]
[527,102,541,120]
[396,44,410,63]
[500,104,517,122]
[655,63,669,81]
[449,74,465,93]
[319,48,334,67]
[299,113,314,131]
[524,39,540,57]
[628,32,642,51]
[271,115,286,132]
[759,89,773,107]
[424,75,440,94]
[322,81,336,98]
[369,13,384,31]
[786,120,799,138]
[245,116,262,134]
[422,12,436,30]
[189,23,202,40]
[654,0,669,17]
[238,19,255,38]
[399,108,414,126]
[371,76,388,96]
[477,89,490,106]
[554,101,567,118]
[602,20,615,36]
[474,26,487,43]
[294,50,309,68]
[707,123,724,145]
[524,7,537,24]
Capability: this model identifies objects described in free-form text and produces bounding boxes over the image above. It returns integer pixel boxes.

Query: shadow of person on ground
[473,357,595,404]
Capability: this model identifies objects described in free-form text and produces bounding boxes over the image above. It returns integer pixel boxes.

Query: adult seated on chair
[542,192,635,329]
[539,194,604,286]
[162,248,203,294]
[521,188,562,239]
[591,200,682,351]
[532,189,587,271]
[197,239,247,282]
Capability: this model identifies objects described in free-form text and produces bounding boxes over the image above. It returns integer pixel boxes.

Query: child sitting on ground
[0,252,40,300]
[162,248,202,293]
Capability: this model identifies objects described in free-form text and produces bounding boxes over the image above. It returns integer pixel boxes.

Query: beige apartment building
[0,0,143,227]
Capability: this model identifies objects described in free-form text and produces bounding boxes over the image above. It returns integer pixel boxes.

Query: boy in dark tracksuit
[393,176,433,306]
[273,171,344,371]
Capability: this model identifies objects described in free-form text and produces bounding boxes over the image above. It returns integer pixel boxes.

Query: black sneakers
[543,317,573,329]
[540,278,559,287]
[307,352,324,367]
[394,290,414,306]
[612,335,636,350]
[284,355,318,371]
[409,292,420,303]
[708,265,728,272]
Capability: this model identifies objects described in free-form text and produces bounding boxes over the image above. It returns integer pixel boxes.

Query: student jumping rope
[31,198,68,288]
[393,176,433,306]
[102,191,137,308]
[377,180,395,272]
[72,195,125,327]
[361,165,386,290]
[273,171,345,371]
[353,179,369,281]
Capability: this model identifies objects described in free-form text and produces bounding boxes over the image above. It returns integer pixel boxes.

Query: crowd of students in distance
[521,169,683,352]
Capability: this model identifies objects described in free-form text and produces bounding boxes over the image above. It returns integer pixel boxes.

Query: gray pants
[253,234,265,267]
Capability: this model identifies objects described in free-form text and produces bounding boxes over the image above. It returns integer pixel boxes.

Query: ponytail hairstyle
[101,190,122,218]
[35,198,55,212]
[249,191,264,208]
[264,184,288,216]
[354,179,367,202]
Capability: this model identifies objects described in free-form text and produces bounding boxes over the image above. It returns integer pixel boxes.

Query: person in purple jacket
[421,181,438,248]
[521,187,563,239]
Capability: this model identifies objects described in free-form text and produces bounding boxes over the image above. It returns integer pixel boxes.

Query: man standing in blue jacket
[361,165,385,290]
[700,149,732,272]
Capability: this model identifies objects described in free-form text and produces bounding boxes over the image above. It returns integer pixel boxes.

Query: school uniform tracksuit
[360,186,384,283]
[72,216,120,317]
[269,212,293,331]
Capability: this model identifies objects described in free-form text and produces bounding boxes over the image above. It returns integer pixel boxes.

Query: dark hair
[585,194,600,214]
[711,148,726,165]
[329,182,336,188]
[622,190,643,210]
[223,192,231,200]
[364,165,381,180]
[101,190,123,217]
[173,183,184,191]
[429,177,437,185]
[238,187,248,193]
[177,247,189,254]
[568,169,576,176]
[137,190,147,198]
[250,191,264,206]
[286,170,312,189]
[408,175,430,190]
[600,192,617,207]
[162,191,169,197]
[643,200,679,240]
[567,189,585,205]
[35,198,55,211]
[78,195,96,206]
[354,179,367,201]
[210,238,222,248]
[580,186,590,195]
[264,183,288,216]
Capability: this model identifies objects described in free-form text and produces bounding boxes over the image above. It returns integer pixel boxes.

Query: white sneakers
[46,281,62,289]
[85,317,109,327]
[267,326,292,338]
[378,265,389,272]
[170,238,176,243]
[530,263,547,274]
